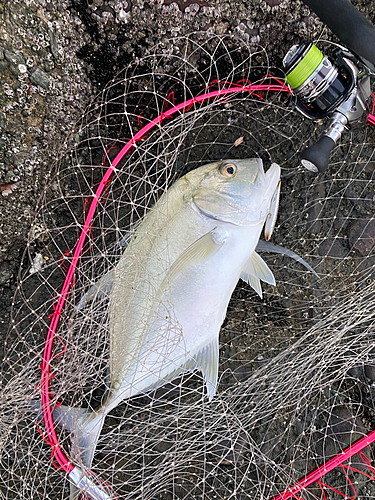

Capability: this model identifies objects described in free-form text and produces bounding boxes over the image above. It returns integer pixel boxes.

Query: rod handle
[299,135,335,173]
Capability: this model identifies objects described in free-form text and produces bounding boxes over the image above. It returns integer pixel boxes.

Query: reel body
[283,43,371,173]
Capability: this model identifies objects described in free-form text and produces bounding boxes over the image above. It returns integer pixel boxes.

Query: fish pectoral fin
[193,337,219,400]
[159,227,227,296]
[255,240,319,278]
[241,251,275,298]
[77,269,114,310]
[171,227,227,273]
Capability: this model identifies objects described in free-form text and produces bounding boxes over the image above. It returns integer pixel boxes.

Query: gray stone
[48,29,59,59]
[0,261,12,285]
[348,218,375,256]
[347,365,365,379]
[364,364,375,381]
[318,238,347,257]
[313,406,370,471]
[29,67,50,89]
[264,0,281,5]
[3,49,24,65]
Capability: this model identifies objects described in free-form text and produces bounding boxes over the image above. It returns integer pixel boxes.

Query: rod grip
[302,0,375,66]
[299,135,335,173]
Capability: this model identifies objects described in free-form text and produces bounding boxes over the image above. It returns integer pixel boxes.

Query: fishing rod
[283,0,375,173]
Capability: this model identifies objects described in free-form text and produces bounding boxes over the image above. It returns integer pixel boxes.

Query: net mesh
[2,34,375,500]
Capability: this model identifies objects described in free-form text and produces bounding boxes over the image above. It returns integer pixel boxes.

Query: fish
[61,158,282,498]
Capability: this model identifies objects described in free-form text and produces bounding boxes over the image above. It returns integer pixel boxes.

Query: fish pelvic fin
[240,251,275,298]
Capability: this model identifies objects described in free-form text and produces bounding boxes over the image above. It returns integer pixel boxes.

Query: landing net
[2,34,375,500]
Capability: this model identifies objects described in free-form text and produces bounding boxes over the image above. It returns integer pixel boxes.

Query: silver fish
[64,158,281,498]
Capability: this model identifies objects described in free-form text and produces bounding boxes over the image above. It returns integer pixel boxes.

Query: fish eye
[220,163,237,178]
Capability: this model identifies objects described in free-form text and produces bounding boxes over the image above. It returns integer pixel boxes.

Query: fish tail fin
[23,401,106,498]
[68,411,106,499]
[47,405,105,499]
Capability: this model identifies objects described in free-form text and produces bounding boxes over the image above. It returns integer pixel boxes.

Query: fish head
[190,158,281,232]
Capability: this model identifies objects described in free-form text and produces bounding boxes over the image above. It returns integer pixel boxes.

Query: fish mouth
[259,161,280,191]
[244,161,281,226]
[264,180,281,241]
[255,157,265,180]
[261,163,281,239]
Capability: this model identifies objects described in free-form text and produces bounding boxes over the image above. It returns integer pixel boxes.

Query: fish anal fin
[248,275,263,298]
[124,338,220,401]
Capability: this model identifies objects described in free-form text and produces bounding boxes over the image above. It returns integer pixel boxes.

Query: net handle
[271,431,375,499]
[39,82,289,478]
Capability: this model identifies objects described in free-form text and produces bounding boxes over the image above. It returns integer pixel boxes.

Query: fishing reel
[283,42,372,173]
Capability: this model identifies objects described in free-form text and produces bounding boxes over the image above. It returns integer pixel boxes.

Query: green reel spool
[285,44,324,89]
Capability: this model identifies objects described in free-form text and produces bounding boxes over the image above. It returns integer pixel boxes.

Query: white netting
[2,34,375,500]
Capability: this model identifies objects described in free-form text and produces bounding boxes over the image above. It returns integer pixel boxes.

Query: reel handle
[303,0,375,67]
[299,135,335,173]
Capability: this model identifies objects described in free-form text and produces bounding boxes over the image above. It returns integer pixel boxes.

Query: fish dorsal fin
[241,251,275,298]
[158,227,227,298]
[193,337,219,400]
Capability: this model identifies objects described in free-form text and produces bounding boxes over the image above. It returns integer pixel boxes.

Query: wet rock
[344,186,373,210]
[215,22,228,34]
[305,183,326,234]
[348,219,375,255]
[29,66,50,89]
[3,49,25,66]
[314,406,370,467]
[0,261,12,285]
[210,431,248,465]
[318,238,347,257]
[264,0,282,6]
[0,0,93,348]
[47,29,59,59]
[348,365,366,379]
[260,433,284,462]
[364,364,375,382]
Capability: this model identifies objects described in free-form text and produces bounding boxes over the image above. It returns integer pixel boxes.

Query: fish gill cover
[2,34,375,499]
